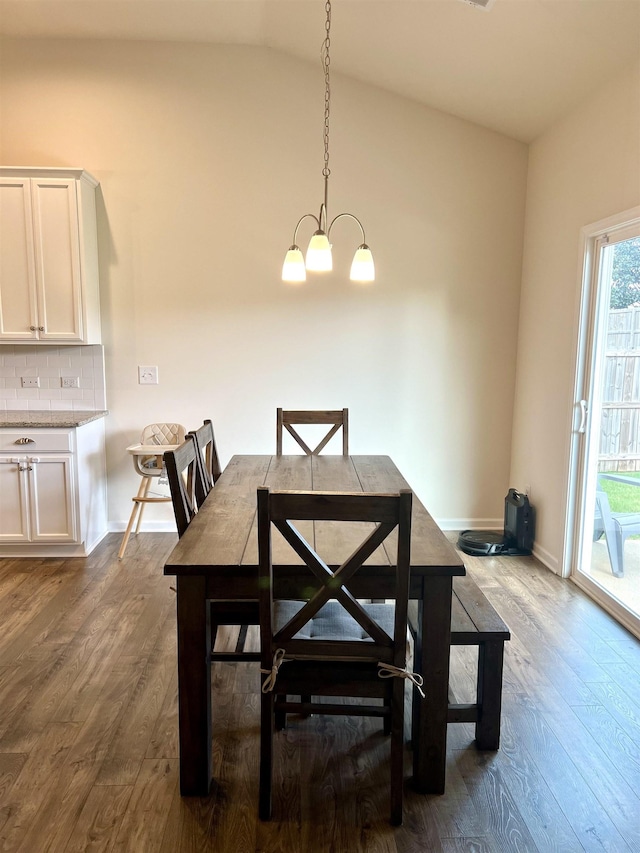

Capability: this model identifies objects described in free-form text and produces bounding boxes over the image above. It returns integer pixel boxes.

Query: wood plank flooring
[0,533,638,852]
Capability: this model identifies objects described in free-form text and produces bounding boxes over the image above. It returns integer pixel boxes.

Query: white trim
[565,206,640,634]
[0,166,98,187]
[0,537,104,557]
[565,206,640,580]
[571,573,640,640]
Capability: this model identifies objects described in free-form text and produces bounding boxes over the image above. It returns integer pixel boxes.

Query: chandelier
[281,0,375,284]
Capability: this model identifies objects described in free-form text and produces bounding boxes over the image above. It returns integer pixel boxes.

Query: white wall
[511,60,640,572]
[0,38,528,531]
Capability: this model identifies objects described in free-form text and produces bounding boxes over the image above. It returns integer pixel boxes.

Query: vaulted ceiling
[1,0,639,141]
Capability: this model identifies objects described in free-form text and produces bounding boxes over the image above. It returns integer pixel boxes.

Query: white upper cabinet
[0,167,101,344]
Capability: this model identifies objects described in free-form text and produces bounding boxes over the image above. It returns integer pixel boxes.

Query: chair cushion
[273,600,394,642]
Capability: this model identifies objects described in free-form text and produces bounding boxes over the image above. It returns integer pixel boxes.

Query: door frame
[565,205,640,638]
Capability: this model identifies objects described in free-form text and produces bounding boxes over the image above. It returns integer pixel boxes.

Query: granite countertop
[0,410,108,428]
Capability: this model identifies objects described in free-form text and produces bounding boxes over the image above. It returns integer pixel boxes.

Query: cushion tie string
[377,662,426,699]
[261,648,287,693]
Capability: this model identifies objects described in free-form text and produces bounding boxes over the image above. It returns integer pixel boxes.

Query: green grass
[598,471,640,512]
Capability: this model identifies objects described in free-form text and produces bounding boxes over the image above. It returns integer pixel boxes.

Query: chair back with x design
[257,486,413,825]
[164,435,199,538]
[188,419,222,507]
[276,408,349,456]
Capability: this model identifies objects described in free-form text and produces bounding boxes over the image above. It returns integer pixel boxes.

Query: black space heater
[457,488,535,556]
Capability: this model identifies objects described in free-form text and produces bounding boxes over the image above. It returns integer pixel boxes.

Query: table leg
[412,575,452,794]
[176,575,211,795]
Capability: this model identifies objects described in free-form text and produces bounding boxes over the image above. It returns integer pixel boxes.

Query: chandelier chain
[322,0,331,179]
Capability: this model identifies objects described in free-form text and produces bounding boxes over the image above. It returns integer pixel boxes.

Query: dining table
[164,454,465,797]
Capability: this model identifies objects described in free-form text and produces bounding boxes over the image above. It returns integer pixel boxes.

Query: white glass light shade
[349,245,375,282]
[282,246,306,282]
[305,231,333,271]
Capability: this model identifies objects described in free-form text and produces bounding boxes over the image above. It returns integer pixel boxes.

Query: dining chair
[118,422,187,560]
[594,486,640,578]
[163,434,199,538]
[276,408,349,456]
[164,437,260,662]
[257,486,415,825]
[188,419,222,508]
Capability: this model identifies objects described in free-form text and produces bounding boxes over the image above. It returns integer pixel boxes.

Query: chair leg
[275,694,286,731]
[235,624,249,654]
[134,477,152,534]
[613,529,626,578]
[389,680,404,826]
[118,498,142,560]
[300,694,312,717]
[259,690,274,820]
[210,616,219,655]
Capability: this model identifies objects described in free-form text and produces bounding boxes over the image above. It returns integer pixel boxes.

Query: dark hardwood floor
[0,533,638,852]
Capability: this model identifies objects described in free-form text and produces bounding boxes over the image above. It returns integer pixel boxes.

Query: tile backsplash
[0,345,106,411]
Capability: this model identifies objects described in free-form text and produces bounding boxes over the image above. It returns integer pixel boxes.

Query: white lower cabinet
[0,420,107,556]
[0,452,76,543]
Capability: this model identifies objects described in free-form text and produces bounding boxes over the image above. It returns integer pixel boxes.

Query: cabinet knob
[15,437,35,444]
[29,325,36,331]
[38,326,45,332]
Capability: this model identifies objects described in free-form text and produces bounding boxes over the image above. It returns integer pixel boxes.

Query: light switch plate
[21,377,40,388]
[138,365,159,385]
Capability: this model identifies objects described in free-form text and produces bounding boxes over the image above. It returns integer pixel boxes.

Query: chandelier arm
[292,212,322,246]
[327,212,367,245]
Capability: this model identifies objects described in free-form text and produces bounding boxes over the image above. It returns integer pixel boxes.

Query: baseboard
[0,542,93,558]
[84,528,110,554]
[531,543,560,574]
[436,518,502,532]
[109,521,178,533]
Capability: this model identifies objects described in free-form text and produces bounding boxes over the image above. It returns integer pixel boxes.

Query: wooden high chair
[118,423,186,560]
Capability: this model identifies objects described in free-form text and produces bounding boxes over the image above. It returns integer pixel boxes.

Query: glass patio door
[571,217,640,637]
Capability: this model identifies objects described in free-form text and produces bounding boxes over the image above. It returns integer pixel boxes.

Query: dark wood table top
[164,454,464,580]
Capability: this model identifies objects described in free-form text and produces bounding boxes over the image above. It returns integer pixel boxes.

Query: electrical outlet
[138,365,159,385]
[21,377,39,388]
[61,377,80,388]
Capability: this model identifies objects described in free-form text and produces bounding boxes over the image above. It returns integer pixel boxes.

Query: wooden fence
[600,307,640,471]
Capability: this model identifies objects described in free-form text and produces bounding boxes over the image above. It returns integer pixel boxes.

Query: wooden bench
[408,574,510,750]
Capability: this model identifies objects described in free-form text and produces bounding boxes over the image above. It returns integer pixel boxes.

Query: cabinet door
[0,179,39,340]
[31,178,84,342]
[0,456,30,541]
[28,455,78,542]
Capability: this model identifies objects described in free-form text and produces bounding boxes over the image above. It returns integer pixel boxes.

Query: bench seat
[408,574,510,750]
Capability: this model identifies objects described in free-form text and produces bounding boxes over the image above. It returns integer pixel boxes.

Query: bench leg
[475,640,505,750]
